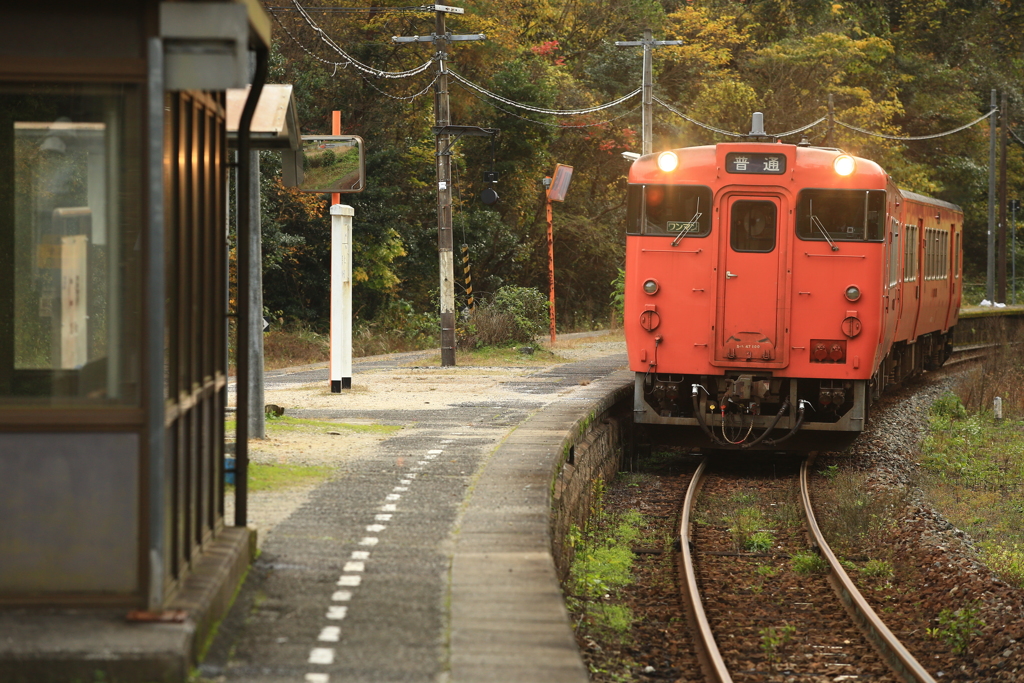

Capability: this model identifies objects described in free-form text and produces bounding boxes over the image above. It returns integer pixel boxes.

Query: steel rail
[678,459,733,683]
[799,458,937,683]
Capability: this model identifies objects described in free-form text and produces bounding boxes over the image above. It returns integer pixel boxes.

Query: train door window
[626,184,712,237]
[730,200,777,252]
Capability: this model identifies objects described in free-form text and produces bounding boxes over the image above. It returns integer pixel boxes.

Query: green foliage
[790,551,829,574]
[746,530,774,553]
[861,559,895,580]
[927,603,986,655]
[609,267,625,326]
[728,506,764,552]
[759,623,797,669]
[461,285,550,348]
[981,543,1024,588]
[567,481,644,640]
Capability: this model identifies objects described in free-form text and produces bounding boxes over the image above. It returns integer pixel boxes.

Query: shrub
[459,285,549,348]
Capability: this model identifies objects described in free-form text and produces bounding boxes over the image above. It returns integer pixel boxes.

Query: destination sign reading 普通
[726,152,786,175]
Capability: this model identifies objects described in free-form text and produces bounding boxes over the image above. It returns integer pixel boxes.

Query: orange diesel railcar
[625,130,962,451]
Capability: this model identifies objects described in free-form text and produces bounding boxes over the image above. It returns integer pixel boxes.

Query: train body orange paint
[625,140,963,450]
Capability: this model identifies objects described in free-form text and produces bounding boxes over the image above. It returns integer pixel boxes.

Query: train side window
[730,200,777,253]
[626,184,713,237]
[795,189,885,242]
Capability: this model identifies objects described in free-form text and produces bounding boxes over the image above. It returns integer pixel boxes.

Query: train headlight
[643,279,659,295]
[833,154,856,176]
[845,285,861,301]
[657,151,679,173]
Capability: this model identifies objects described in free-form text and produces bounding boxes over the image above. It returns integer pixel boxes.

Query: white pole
[331,204,354,392]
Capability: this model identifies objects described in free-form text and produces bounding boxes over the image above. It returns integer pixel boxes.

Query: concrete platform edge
[448,367,633,683]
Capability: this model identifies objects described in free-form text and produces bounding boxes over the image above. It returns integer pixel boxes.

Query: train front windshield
[796,189,886,242]
[626,184,713,237]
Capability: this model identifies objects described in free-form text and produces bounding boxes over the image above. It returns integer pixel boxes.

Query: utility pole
[394,5,484,367]
[998,90,1008,302]
[987,89,997,302]
[615,29,682,155]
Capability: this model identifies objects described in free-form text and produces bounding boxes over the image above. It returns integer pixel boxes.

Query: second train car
[625,116,963,450]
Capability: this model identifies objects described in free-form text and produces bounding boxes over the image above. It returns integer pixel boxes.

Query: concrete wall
[549,387,632,582]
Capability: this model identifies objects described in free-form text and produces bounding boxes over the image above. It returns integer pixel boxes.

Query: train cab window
[796,189,886,242]
[626,184,712,237]
[730,200,777,252]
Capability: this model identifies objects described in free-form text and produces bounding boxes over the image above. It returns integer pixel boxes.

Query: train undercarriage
[634,329,954,451]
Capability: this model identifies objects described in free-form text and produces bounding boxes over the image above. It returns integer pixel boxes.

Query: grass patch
[815,468,907,557]
[226,414,401,436]
[228,462,335,493]
[917,381,1024,587]
[417,345,565,367]
[566,481,644,642]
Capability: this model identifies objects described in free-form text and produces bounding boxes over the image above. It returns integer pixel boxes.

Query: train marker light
[833,154,855,176]
[643,279,659,295]
[657,151,679,173]
[844,285,861,301]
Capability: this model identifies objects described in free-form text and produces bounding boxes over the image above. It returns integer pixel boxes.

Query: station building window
[0,83,142,405]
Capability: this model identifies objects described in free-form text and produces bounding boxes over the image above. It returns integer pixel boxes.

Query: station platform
[0,339,630,683]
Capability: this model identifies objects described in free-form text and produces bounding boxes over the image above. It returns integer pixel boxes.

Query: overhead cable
[652,97,746,138]
[833,110,996,141]
[449,70,641,116]
[268,4,431,13]
[287,0,435,79]
[452,79,643,128]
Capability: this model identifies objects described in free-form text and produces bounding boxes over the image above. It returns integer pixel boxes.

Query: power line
[452,78,643,128]
[267,4,437,13]
[833,110,996,141]
[285,0,435,79]
[449,70,641,116]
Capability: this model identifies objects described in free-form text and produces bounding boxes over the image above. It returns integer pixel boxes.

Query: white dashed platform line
[318,626,341,642]
[306,442,451,682]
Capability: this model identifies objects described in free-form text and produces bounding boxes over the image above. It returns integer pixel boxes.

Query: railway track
[680,457,937,683]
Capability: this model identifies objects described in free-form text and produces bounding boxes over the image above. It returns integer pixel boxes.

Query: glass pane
[796,189,885,242]
[0,83,141,405]
[627,184,712,237]
[730,200,777,252]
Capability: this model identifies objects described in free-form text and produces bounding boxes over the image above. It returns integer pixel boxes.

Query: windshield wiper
[671,198,702,246]
[809,200,839,251]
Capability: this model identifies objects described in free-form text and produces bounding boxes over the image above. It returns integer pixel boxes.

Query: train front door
[715,195,784,363]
